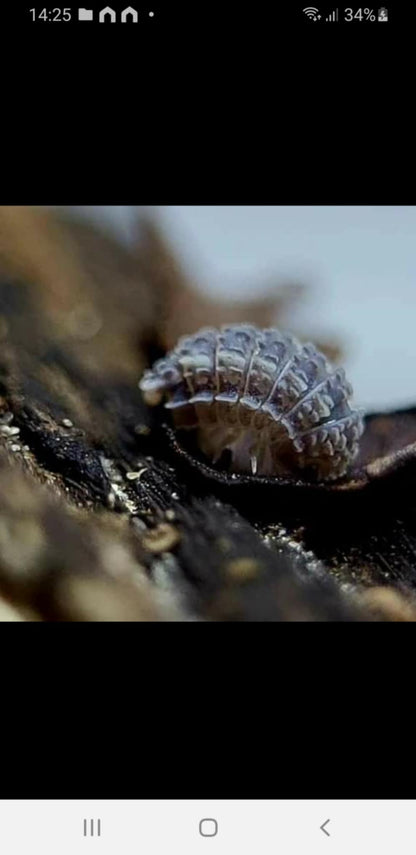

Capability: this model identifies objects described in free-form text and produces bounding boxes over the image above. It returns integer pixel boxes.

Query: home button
[199,819,218,837]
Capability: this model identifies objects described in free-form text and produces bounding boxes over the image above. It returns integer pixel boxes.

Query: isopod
[139,324,364,481]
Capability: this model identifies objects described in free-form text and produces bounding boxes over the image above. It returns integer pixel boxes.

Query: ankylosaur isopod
[139,324,364,482]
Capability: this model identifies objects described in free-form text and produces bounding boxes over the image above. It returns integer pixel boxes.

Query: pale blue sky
[67,206,416,412]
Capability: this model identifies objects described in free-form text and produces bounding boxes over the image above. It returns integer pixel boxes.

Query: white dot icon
[149,10,154,15]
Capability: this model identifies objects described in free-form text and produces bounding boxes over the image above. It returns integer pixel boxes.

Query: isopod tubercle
[139,324,364,482]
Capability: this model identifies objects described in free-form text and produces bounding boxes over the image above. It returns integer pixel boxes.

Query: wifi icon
[303,6,321,19]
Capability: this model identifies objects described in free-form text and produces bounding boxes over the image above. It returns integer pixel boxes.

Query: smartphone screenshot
[1,0,413,846]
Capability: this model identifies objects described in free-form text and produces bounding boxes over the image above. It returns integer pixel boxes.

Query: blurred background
[65,205,416,412]
[1,205,414,413]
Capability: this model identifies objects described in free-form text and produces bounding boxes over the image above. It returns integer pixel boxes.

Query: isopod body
[139,324,364,481]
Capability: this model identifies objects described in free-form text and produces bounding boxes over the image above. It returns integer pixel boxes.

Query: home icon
[121,6,138,21]
[99,6,116,21]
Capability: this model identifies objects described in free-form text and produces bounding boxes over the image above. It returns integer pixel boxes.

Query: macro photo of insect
[1,205,416,621]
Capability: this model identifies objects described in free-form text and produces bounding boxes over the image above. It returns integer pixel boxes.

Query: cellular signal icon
[303,7,321,20]
[325,8,338,20]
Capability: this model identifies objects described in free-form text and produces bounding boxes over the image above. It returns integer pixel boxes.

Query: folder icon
[78,8,93,19]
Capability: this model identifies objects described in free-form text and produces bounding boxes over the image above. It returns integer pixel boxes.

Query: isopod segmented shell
[139,324,364,482]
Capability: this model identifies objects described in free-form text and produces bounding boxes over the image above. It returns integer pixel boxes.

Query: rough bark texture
[1,207,416,621]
